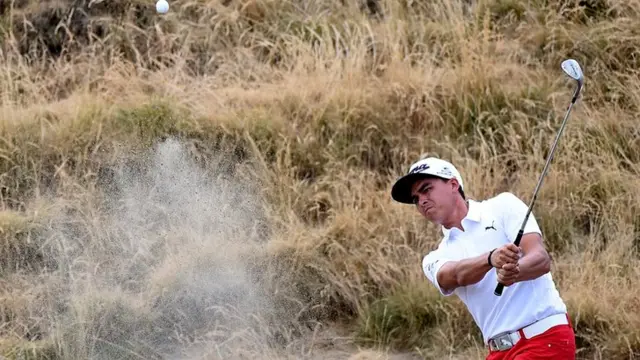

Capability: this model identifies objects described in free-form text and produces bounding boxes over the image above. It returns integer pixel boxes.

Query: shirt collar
[442,199,482,237]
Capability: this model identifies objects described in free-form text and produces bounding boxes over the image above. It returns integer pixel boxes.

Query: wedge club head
[561,59,584,103]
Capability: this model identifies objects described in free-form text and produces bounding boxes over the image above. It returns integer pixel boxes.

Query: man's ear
[450,178,459,192]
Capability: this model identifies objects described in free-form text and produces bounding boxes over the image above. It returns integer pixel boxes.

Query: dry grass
[1,0,640,359]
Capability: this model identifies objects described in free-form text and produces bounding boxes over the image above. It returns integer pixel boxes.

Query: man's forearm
[515,250,551,282]
[438,252,493,291]
[455,253,494,286]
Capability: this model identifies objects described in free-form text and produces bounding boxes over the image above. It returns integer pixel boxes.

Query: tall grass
[1,0,640,359]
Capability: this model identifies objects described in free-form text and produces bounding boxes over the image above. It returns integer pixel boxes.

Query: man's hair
[458,187,466,200]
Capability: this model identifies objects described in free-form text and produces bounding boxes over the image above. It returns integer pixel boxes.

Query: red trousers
[486,324,576,360]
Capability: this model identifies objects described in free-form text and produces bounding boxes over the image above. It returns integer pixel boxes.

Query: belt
[488,313,570,352]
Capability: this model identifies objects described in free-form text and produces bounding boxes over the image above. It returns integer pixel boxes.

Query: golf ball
[156,0,169,14]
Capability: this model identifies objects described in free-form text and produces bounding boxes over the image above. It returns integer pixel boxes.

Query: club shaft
[494,84,580,296]
[516,100,576,238]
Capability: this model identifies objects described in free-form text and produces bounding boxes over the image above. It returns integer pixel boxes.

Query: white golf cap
[391,157,464,204]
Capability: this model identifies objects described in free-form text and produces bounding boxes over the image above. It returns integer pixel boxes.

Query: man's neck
[442,198,470,230]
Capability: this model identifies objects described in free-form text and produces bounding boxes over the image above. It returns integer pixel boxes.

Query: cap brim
[391,173,433,204]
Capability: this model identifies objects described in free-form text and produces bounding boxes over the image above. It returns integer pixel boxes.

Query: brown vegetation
[1,0,640,359]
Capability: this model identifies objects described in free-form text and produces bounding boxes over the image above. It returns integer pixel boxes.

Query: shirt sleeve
[497,192,542,242]
[422,247,456,297]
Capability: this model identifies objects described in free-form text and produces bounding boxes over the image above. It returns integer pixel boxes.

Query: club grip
[493,229,524,296]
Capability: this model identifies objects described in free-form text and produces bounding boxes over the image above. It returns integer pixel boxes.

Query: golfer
[391,156,576,359]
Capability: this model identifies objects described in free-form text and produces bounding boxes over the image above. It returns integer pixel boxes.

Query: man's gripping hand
[497,262,520,287]
[490,243,522,269]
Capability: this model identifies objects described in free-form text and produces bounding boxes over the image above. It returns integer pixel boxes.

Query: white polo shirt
[421,192,567,344]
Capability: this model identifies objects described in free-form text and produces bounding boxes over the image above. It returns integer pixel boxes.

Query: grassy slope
[1,0,640,359]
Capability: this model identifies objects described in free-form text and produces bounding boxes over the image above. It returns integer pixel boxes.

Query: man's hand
[490,243,522,268]
[497,262,520,287]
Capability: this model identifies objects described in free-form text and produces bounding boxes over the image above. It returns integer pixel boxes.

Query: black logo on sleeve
[426,260,437,273]
[485,221,497,231]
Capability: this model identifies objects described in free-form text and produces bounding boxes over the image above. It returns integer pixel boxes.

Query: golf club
[494,59,584,297]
